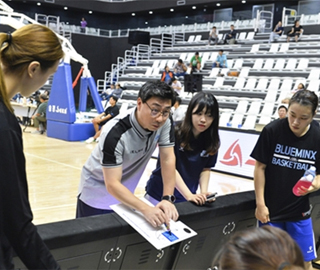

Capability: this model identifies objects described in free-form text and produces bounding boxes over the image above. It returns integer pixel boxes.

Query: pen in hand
[164,223,172,235]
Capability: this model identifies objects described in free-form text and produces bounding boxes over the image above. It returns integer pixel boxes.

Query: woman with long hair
[0,24,64,269]
[146,91,220,205]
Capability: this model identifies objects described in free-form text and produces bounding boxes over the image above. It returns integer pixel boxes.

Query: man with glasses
[77,81,179,228]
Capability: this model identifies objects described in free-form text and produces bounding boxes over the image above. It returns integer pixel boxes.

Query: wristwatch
[161,195,176,203]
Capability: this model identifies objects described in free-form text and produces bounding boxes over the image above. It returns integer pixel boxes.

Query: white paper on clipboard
[110,198,197,250]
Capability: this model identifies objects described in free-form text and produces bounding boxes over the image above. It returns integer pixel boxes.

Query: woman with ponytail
[0,24,63,269]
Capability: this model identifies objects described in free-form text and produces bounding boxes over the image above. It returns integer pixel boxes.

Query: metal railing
[282,7,301,26]
[53,18,257,38]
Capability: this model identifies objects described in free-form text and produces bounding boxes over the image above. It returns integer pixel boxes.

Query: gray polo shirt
[78,108,175,210]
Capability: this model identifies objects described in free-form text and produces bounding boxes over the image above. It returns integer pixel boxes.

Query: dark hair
[110,95,118,102]
[40,94,48,100]
[297,83,305,89]
[219,50,224,53]
[213,26,216,29]
[278,105,288,112]
[138,80,176,106]
[289,89,318,116]
[175,96,182,105]
[195,52,199,55]
[177,91,220,155]
[214,226,305,270]
[230,24,234,27]
[294,20,300,26]
[178,59,183,63]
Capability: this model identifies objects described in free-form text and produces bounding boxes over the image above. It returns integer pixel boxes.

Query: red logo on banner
[220,140,243,167]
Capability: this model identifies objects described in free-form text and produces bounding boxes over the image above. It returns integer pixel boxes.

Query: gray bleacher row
[110,28,320,130]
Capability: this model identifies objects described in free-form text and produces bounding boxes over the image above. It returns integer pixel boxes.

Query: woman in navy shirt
[146,91,220,205]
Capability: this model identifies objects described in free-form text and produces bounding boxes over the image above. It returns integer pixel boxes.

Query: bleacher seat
[308,69,320,80]
[307,79,320,93]
[269,43,279,53]
[187,35,195,42]
[274,58,286,70]
[233,59,244,69]
[242,114,257,130]
[231,113,245,128]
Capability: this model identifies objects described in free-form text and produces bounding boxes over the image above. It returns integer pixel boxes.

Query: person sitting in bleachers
[171,77,182,96]
[161,65,174,84]
[171,96,185,124]
[212,50,228,68]
[287,20,303,42]
[277,104,288,119]
[189,52,202,72]
[173,59,187,78]
[85,95,119,143]
[281,83,305,104]
[208,26,219,45]
[31,94,49,134]
[100,83,115,101]
[103,83,123,102]
[224,24,237,44]
[269,21,284,43]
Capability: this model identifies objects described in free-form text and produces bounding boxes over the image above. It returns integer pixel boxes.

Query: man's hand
[255,205,270,224]
[140,205,167,228]
[156,200,179,226]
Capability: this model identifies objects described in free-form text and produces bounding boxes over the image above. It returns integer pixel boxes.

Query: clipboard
[110,198,197,250]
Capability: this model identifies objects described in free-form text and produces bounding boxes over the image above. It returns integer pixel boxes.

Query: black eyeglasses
[145,102,171,118]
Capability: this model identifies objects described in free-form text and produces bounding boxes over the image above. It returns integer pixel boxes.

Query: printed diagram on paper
[110,198,197,250]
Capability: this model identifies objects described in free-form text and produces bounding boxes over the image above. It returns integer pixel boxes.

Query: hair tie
[7,32,12,44]
[278,262,290,270]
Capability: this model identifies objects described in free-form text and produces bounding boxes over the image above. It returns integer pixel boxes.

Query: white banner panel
[152,128,260,179]
[214,129,259,178]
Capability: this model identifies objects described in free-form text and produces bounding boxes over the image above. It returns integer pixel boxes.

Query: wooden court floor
[22,126,254,225]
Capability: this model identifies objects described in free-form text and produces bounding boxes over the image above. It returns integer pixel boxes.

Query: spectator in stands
[77,81,179,228]
[172,96,185,124]
[212,50,228,68]
[171,77,182,96]
[269,21,284,43]
[213,226,305,270]
[174,59,187,78]
[85,96,119,144]
[224,24,237,44]
[277,105,288,119]
[31,94,49,134]
[251,90,320,270]
[145,91,220,205]
[287,20,303,42]
[100,83,115,100]
[104,83,123,102]
[161,65,174,84]
[282,83,305,104]
[0,24,63,270]
[80,17,87,33]
[208,26,219,45]
[292,83,305,95]
[189,52,202,72]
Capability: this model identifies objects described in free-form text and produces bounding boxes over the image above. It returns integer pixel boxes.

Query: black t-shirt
[0,100,60,269]
[104,105,119,117]
[293,25,303,33]
[100,105,119,126]
[251,118,320,222]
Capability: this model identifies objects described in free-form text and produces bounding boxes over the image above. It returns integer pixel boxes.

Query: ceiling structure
[19,0,279,14]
